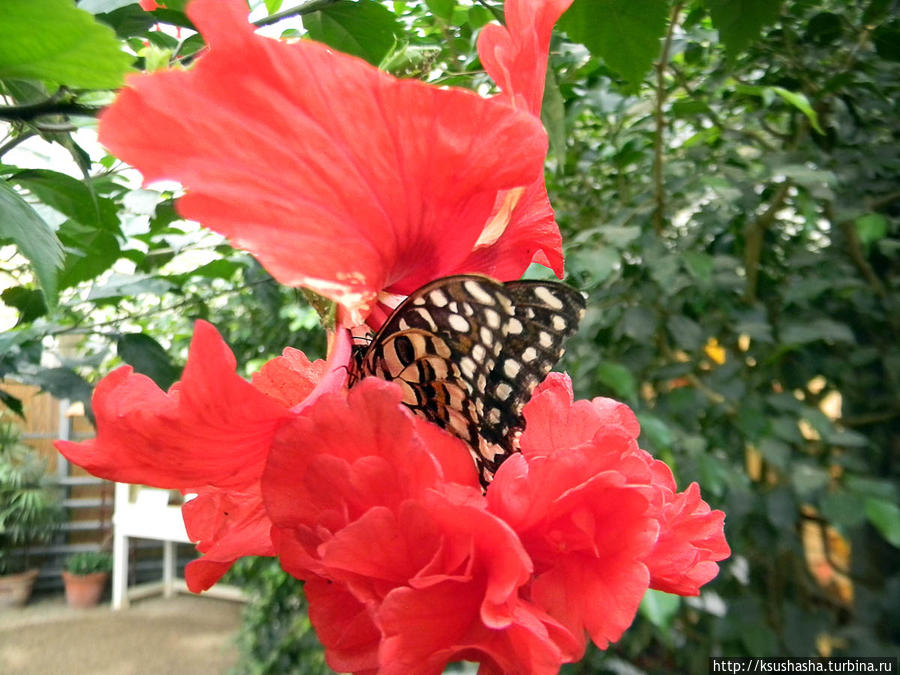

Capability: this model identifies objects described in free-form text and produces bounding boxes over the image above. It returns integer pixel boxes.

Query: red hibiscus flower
[55,321,346,591]
[58,1,731,673]
[487,373,730,656]
[264,378,580,675]
[98,0,564,327]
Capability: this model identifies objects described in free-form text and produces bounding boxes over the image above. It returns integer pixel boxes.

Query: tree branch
[652,2,684,234]
[0,131,36,157]
[0,99,102,123]
[253,0,341,27]
[744,181,792,302]
[868,189,900,212]
[822,202,888,300]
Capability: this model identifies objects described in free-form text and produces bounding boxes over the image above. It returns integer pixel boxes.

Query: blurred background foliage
[1,0,898,672]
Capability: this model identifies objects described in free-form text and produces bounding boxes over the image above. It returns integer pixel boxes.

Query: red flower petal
[183,558,233,594]
[250,346,326,408]
[379,584,570,675]
[56,320,289,489]
[519,373,642,462]
[646,482,731,595]
[305,576,382,675]
[99,0,552,325]
[477,0,574,115]
[453,179,564,282]
[373,490,573,675]
[263,378,477,538]
[179,485,276,590]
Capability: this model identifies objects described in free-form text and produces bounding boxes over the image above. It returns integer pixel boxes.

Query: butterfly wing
[477,280,586,455]
[354,274,585,485]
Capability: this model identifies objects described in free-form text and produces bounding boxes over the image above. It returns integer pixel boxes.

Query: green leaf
[425,0,454,22]
[855,213,888,247]
[95,4,157,39]
[781,319,855,345]
[683,251,714,282]
[824,429,869,448]
[0,287,48,324]
[637,414,673,451]
[864,498,900,548]
[845,475,898,502]
[595,361,637,401]
[705,0,782,56]
[0,181,63,307]
[541,65,567,170]
[765,488,796,529]
[304,0,404,66]
[27,367,94,419]
[667,315,703,351]
[805,12,842,46]
[0,0,133,88]
[640,589,681,630]
[568,247,619,284]
[10,170,123,290]
[872,24,900,62]
[558,0,669,85]
[264,0,283,14]
[820,491,866,528]
[758,437,790,471]
[621,307,656,341]
[57,222,122,289]
[88,273,175,300]
[117,333,180,391]
[771,87,824,134]
[0,389,25,418]
[791,462,829,497]
[10,169,119,231]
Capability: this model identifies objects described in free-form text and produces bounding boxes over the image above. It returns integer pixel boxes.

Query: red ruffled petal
[488,369,728,655]
[251,347,326,408]
[305,576,382,675]
[183,558,233,593]
[263,378,477,538]
[488,453,658,652]
[646,482,731,595]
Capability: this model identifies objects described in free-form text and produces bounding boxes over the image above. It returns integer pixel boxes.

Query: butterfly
[348,274,586,486]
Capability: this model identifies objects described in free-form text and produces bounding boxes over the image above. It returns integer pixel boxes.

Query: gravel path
[0,594,243,674]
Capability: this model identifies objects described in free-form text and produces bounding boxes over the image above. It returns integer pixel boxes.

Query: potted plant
[62,551,113,608]
[0,416,62,607]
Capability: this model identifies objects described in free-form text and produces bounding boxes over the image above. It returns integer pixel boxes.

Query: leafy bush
[64,551,112,575]
[0,417,62,575]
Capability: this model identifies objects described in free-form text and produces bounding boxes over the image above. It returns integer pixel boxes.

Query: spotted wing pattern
[349,274,586,485]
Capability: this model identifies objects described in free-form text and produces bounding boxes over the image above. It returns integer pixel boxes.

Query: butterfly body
[349,274,586,485]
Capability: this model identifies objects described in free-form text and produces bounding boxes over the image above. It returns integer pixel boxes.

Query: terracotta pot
[0,568,39,608]
[62,571,109,609]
